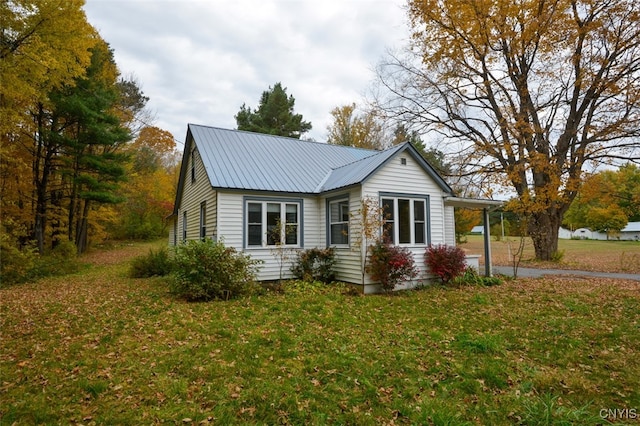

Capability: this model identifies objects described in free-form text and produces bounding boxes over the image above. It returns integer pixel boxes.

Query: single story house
[560,222,640,240]
[169,125,501,293]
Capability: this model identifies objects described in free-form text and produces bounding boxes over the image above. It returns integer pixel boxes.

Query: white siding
[218,191,321,281]
[177,146,217,242]
[362,154,451,292]
[324,188,364,285]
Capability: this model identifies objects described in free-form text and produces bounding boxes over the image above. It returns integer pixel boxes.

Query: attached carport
[444,197,504,277]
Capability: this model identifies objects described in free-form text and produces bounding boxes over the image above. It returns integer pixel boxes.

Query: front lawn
[1,243,638,425]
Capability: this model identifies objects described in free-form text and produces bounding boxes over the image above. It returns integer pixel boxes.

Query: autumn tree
[326,103,386,150]
[235,82,312,139]
[113,126,178,240]
[376,0,640,260]
[0,0,96,249]
[564,164,640,230]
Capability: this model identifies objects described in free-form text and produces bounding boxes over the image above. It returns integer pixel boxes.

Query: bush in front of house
[170,239,261,301]
[366,240,418,292]
[129,247,174,278]
[424,244,467,284]
[290,247,336,283]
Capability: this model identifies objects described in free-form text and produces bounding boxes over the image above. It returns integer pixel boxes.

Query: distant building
[559,222,640,240]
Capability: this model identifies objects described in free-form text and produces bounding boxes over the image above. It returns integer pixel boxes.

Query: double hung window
[246,200,300,247]
[381,195,428,245]
[329,199,349,245]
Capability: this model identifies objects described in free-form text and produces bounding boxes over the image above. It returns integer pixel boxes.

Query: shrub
[0,234,37,286]
[451,266,503,287]
[290,247,336,283]
[424,244,467,284]
[129,247,174,278]
[170,239,261,301]
[366,240,418,292]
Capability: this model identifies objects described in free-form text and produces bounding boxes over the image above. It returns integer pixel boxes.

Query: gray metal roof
[173,125,453,211]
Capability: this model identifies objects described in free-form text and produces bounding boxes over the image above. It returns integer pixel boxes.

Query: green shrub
[170,239,261,301]
[1,236,82,286]
[424,244,467,284]
[0,234,37,286]
[129,247,174,278]
[290,247,336,283]
[32,240,82,277]
[367,240,418,292]
[451,266,503,287]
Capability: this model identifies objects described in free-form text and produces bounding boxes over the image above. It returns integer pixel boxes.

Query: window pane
[248,225,262,246]
[415,223,425,244]
[398,199,410,244]
[248,203,261,223]
[382,199,394,221]
[286,204,297,224]
[285,225,297,245]
[331,223,348,245]
[414,200,425,244]
[382,199,395,243]
[266,203,281,245]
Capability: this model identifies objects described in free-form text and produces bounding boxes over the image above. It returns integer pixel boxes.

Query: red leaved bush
[367,240,418,292]
[424,244,467,284]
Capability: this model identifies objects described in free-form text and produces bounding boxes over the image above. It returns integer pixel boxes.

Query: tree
[564,163,640,229]
[326,103,386,149]
[586,205,628,239]
[376,0,640,260]
[235,82,312,138]
[1,0,96,251]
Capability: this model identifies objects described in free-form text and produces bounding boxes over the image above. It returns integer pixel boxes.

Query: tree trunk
[75,199,91,254]
[528,211,561,261]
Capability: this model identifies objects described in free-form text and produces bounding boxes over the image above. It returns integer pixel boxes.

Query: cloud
[84,0,409,145]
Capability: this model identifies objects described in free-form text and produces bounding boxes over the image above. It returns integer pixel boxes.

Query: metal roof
[189,124,378,193]
[172,125,455,214]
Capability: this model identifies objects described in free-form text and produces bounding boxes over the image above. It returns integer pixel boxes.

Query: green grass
[1,243,639,424]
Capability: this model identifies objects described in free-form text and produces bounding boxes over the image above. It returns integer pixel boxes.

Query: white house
[169,125,500,293]
[619,222,640,241]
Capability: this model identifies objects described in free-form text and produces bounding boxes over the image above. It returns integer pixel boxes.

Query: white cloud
[84,0,409,145]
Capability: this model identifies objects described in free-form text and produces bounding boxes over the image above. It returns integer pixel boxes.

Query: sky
[83,0,411,146]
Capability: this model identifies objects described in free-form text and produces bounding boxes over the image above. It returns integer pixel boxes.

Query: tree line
[1,1,177,260]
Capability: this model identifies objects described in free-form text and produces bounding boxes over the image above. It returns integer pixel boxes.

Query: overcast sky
[83,0,410,146]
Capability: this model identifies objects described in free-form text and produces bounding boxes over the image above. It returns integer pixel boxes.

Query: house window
[182,211,187,241]
[246,199,301,247]
[191,150,196,183]
[199,201,207,239]
[329,198,349,245]
[381,195,429,245]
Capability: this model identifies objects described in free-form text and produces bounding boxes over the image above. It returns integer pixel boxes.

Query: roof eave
[444,196,503,210]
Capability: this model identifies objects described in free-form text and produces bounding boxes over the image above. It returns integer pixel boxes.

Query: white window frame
[328,198,350,246]
[380,194,430,246]
[244,198,302,248]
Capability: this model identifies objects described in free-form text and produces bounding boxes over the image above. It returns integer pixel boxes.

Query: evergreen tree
[235,83,312,139]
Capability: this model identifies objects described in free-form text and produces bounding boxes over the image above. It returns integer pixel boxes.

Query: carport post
[483,207,492,277]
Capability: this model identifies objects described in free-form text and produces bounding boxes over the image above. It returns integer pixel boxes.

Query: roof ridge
[188,123,380,152]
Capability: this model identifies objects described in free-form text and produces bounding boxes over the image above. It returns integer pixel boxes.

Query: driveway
[492,266,640,281]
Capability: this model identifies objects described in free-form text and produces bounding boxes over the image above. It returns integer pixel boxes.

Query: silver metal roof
[171,125,454,214]
[189,124,401,193]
